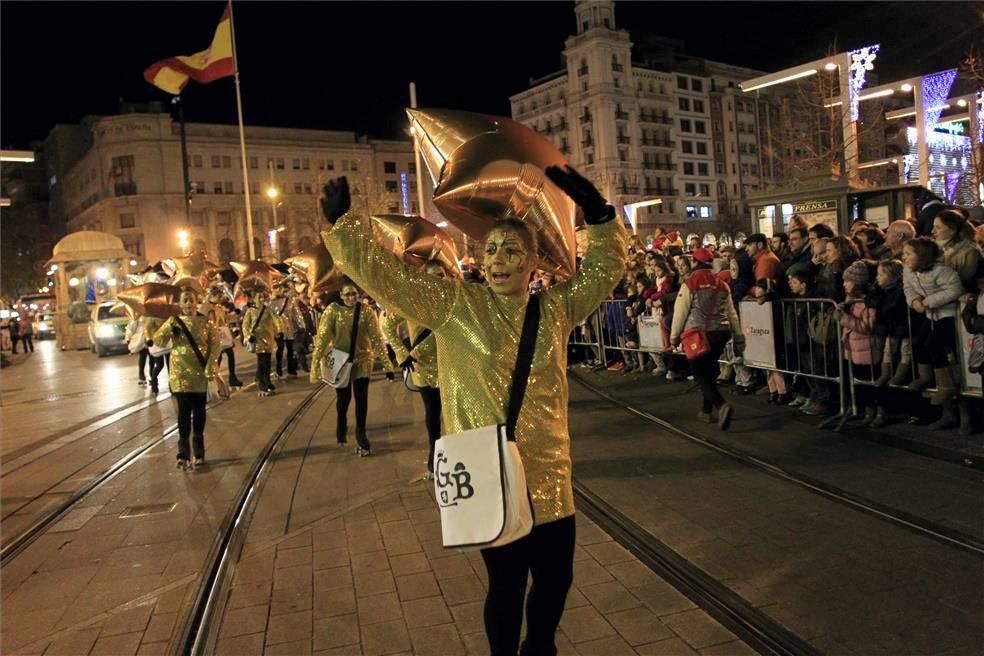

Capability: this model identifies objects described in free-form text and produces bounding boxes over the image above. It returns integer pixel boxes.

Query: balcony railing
[612,63,624,72]
[642,139,674,148]
[615,110,629,120]
[643,161,675,171]
[616,135,631,144]
[644,187,678,196]
[581,139,594,148]
[114,182,138,197]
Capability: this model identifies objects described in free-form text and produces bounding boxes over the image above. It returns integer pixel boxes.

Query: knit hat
[843,260,869,285]
[692,247,714,264]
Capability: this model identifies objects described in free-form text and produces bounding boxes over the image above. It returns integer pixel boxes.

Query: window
[193,180,204,194]
[192,155,203,168]
[408,162,416,175]
[683,162,695,175]
[302,158,311,170]
[586,152,594,165]
[677,76,688,89]
[250,157,258,169]
[729,121,734,132]
[699,206,712,218]
[222,155,231,168]
[691,79,703,92]
[682,141,693,154]
[212,155,221,168]
[276,157,285,169]
[304,183,313,194]
[224,181,234,194]
[716,162,724,174]
[217,211,231,226]
[685,183,696,196]
[678,98,690,112]
[698,163,709,176]
[714,142,722,154]
[696,142,707,155]
[695,121,706,134]
[342,160,349,172]
[190,211,203,227]
[123,237,143,258]
[618,149,627,162]
[693,100,704,113]
[385,180,399,192]
[350,160,358,171]
[295,182,304,194]
[679,119,691,132]
[384,161,397,174]
[214,182,224,194]
[686,205,698,217]
[325,159,335,171]
[293,158,301,170]
[119,213,135,229]
[699,183,711,196]
[250,182,259,195]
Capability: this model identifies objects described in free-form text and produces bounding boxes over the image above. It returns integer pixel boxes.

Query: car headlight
[96,325,117,338]
[38,322,48,331]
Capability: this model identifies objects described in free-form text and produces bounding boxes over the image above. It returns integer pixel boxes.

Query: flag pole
[226,0,256,260]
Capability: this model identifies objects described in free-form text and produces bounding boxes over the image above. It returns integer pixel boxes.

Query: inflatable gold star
[406,108,576,278]
[230,260,283,296]
[370,214,461,278]
[162,252,218,293]
[117,283,182,319]
[284,243,339,292]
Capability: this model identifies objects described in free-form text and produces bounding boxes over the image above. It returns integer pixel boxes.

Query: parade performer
[272,283,301,379]
[319,166,626,655]
[125,315,150,386]
[242,287,280,396]
[153,286,219,470]
[144,316,167,394]
[200,286,244,388]
[381,260,447,477]
[310,280,392,456]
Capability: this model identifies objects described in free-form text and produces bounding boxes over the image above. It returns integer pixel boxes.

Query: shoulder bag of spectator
[433,296,539,550]
[680,286,723,361]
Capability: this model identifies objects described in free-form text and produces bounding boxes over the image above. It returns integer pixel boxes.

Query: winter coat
[670,268,743,344]
[916,199,945,237]
[840,301,883,365]
[866,279,907,339]
[903,262,963,321]
[731,252,755,303]
[815,264,846,303]
[940,238,981,291]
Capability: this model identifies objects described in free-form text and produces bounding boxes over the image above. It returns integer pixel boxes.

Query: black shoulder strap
[504,295,541,441]
[175,316,208,370]
[348,302,362,359]
[409,328,432,350]
[255,305,267,326]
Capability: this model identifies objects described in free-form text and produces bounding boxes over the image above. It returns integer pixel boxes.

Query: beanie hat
[843,260,869,285]
[692,247,714,264]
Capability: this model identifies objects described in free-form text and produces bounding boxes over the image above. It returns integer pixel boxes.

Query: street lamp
[177,229,190,254]
[266,186,279,200]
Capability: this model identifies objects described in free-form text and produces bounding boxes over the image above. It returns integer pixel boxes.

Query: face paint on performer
[341,284,359,308]
[483,226,539,298]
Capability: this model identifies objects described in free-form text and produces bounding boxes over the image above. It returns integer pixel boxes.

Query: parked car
[35,313,56,340]
[87,302,128,356]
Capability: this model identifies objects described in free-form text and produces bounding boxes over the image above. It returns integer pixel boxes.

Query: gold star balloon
[162,251,219,293]
[230,260,283,297]
[284,243,339,293]
[370,214,461,279]
[407,108,576,279]
[116,283,182,320]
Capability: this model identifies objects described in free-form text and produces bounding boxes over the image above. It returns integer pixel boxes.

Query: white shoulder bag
[321,303,361,389]
[434,296,539,550]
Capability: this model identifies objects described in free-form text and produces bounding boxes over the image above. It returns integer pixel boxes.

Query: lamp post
[177,229,190,255]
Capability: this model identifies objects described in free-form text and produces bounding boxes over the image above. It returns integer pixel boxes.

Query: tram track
[0,367,259,567]
[169,383,326,656]
[570,370,984,559]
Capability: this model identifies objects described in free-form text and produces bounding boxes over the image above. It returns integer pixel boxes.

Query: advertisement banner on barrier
[956,304,982,393]
[638,315,665,352]
[739,300,777,369]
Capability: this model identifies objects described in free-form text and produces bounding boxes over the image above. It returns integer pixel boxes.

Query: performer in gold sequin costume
[242,288,282,395]
[380,260,447,476]
[311,280,392,455]
[320,166,625,654]
[153,287,220,469]
[200,286,244,388]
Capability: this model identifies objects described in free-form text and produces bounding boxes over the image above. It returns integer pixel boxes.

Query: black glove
[146,339,154,347]
[399,356,416,373]
[248,335,256,344]
[320,177,351,225]
[545,165,615,225]
[276,332,284,340]
[385,372,395,381]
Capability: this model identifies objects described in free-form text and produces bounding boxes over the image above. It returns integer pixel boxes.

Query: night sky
[2,2,979,147]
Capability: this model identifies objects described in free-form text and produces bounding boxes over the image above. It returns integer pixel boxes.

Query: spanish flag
[144,4,234,95]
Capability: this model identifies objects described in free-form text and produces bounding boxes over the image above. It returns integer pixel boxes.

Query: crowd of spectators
[572,190,984,435]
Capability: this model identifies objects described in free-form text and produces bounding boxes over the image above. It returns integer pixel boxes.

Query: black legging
[275,336,297,376]
[220,347,240,382]
[174,392,207,460]
[149,353,169,390]
[911,315,957,368]
[255,352,273,391]
[692,330,732,414]
[419,386,442,471]
[481,515,576,656]
[138,348,149,381]
[336,377,370,448]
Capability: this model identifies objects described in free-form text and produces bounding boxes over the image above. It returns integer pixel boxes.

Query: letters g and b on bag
[320,303,361,389]
[434,297,539,551]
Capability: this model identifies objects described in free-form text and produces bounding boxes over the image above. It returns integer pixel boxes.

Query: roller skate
[228,377,244,390]
[138,378,147,387]
[193,457,205,469]
[176,458,191,471]
[356,447,371,457]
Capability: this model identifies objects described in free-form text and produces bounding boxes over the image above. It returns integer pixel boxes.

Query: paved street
[1,345,982,655]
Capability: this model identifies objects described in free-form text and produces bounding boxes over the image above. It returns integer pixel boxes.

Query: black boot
[930,398,959,431]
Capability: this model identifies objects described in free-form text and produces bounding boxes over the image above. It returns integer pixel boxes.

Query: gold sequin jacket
[242,304,282,354]
[382,313,439,389]
[153,313,219,393]
[323,212,626,523]
[310,302,390,382]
